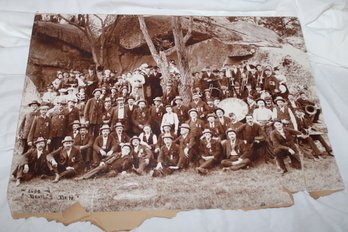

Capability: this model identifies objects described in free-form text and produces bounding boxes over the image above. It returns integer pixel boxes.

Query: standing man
[131,99,151,135]
[27,104,51,149]
[149,97,165,136]
[272,96,298,130]
[49,100,68,151]
[84,88,104,136]
[18,100,40,153]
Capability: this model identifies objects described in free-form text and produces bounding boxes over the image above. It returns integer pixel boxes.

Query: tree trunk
[138,16,171,88]
[172,16,192,106]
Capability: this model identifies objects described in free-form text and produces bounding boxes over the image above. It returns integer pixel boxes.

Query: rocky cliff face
[27,15,282,90]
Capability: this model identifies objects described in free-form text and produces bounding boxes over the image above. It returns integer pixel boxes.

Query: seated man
[111,122,130,152]
[92,124,117,167]
[152,135,180,177]
[221,129,245,167]
[196,129,222,175]
[270,120,307,175]
[47,136,84,183]
[11,137,51,186]
[130,136,154,175]
[77,143,134,180]
[73,123,93,170]
[175,123,196,169]
[138,124,158,151]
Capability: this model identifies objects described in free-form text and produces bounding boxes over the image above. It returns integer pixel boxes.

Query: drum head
[218,97,249,121]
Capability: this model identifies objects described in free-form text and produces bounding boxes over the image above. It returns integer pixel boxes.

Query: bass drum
[218,97,249,121]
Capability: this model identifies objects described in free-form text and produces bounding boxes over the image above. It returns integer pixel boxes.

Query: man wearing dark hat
[84,88,104,137]
[73,123,94,170]
[175,123,196,169]
[131,99,151,135]
[148,66,163,100]
[270,120,306,174]
[18,100,40,153]
[77,143,134,180]
[173,96,189,124]
[263,67,280,96]
[85,65,98,98]
[66,99,80,136]
[149,97,165,136]
[47,136,83,183]
[11,137,51,186]
[28,104,51,148]
[92,124,117,167]
[272,96,298,130]
[152,135,180,177]
[131,136,154,175]
[196,129,222,175]
[101,97,114,125]
[161,82,177,106]
[111,122,130,152]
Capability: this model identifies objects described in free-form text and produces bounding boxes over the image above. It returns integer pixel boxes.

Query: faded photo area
[8,14,344,214]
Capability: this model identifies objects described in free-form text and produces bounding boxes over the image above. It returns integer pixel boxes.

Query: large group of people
[12,59,333,186]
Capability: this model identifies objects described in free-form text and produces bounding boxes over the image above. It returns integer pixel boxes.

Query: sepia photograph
[7,14,344,214]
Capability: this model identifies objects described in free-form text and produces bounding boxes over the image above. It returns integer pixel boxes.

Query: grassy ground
[7,146,343,214]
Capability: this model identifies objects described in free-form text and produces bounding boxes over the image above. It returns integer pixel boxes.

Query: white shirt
[161,112,179,133]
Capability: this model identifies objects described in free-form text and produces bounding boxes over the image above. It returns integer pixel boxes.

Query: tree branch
[138,16,160,61]
[58,14,86,34]
[183,16,193,44]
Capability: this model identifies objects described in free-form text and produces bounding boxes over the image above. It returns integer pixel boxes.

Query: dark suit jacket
[270,128,301,152]
[18,148,49,175]
[93,135,117,153]
[221,139,244,159]
[47,146,83,171]
[174,133,196,152]
[84,97,104,124]
[28,116,51,142]
[158,143,180,166]
[237,123,265,144]
[199,138,222,160]
[73,134,94,151]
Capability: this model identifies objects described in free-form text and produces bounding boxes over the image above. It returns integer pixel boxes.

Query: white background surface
[1,0,348,231]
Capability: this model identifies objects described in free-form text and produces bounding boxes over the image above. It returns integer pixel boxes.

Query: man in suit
[77,143,134,180]
[189,93,209,119]
[149,97,165,136]
[185,108,205,141]
[131,99,151,135]
[27,104,51,148]
[92,124,117,167]
[111,97,130,134]
[215,108,231,133]
[175,123,196,169]
[263,66,280,97]
[236,114,266,163]
[73,123,93,170]
[270,120,307,174]
[221,129,246,167]
[18,100,40,153]
[49,100,68,151]
[84,88,104,137]
[204,113,224,140]
[162,82,177,106]
[47,136,83,183]
[66,99,80,135]
[272,96,298,130]
[130,136,154,175]
[196,129,222,175]
[111,122,130,152]
[11,137,51,186]
[173,96,189,124]
[296,92,321,123]
[152,135,180,177]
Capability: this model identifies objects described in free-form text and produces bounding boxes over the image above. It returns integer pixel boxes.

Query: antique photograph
[7,14,344,213]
